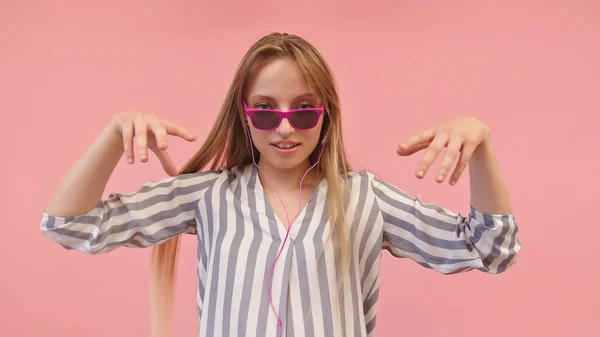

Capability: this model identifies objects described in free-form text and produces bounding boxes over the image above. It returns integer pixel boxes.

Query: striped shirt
[40,163,521,337]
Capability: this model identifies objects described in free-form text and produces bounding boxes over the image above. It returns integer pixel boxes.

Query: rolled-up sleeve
[371,173,521,274]
[40,171,220,254]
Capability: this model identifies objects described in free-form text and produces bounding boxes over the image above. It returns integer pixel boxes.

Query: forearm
[45,121,124,218]
[468,134,513,214]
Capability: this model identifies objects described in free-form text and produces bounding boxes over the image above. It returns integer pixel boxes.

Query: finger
[415,132,449,179]
[121,119,135,164]
[398,128,435,155]
[449,142,477,186]
[435,132,462,183]
[397,139,430,156]
[133,115,149,162]
[146,115,168,150]
[151,147,178,176]
[162,119,197,141]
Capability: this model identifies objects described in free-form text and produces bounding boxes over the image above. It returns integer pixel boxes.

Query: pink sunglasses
[243,101,324,130]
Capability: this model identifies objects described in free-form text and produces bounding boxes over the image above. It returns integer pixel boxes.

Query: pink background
[1,0,598,336]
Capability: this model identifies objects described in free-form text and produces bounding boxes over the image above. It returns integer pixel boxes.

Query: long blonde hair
[149,32,353,336]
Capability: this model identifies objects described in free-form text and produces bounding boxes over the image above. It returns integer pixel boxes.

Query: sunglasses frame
[243,101,325,130]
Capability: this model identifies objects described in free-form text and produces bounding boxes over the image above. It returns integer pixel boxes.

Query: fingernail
[450,179,456,186]
[417,170,424,178]
[128,157,133,164]
[437,174,444,181]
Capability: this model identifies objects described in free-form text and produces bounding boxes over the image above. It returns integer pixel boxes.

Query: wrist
[101,119,125,152]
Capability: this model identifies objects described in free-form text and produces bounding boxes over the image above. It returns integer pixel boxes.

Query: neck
[256,159,320,191]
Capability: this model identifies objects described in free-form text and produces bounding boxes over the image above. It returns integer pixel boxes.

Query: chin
[264,156,307,170]
[257,146,313,170]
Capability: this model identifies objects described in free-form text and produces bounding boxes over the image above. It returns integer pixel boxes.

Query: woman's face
[244,56,324,171]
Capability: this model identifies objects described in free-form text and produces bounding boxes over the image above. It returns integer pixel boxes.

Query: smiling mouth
[272,143,300,149]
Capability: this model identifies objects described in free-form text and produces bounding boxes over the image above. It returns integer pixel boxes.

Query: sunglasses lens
[251,111,280,129]
[291,110,319,129]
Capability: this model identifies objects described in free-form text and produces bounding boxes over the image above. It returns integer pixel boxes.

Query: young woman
[40,33,521,337]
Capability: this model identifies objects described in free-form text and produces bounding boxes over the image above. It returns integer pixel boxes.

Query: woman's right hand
[110,111,197,176]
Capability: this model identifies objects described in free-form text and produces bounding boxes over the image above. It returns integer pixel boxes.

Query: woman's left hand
[397,116,491,186]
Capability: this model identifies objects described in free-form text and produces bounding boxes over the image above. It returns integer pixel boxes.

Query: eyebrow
[249,93,319,103]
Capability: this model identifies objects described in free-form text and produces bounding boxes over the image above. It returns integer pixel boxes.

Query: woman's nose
[276,117,294,135]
